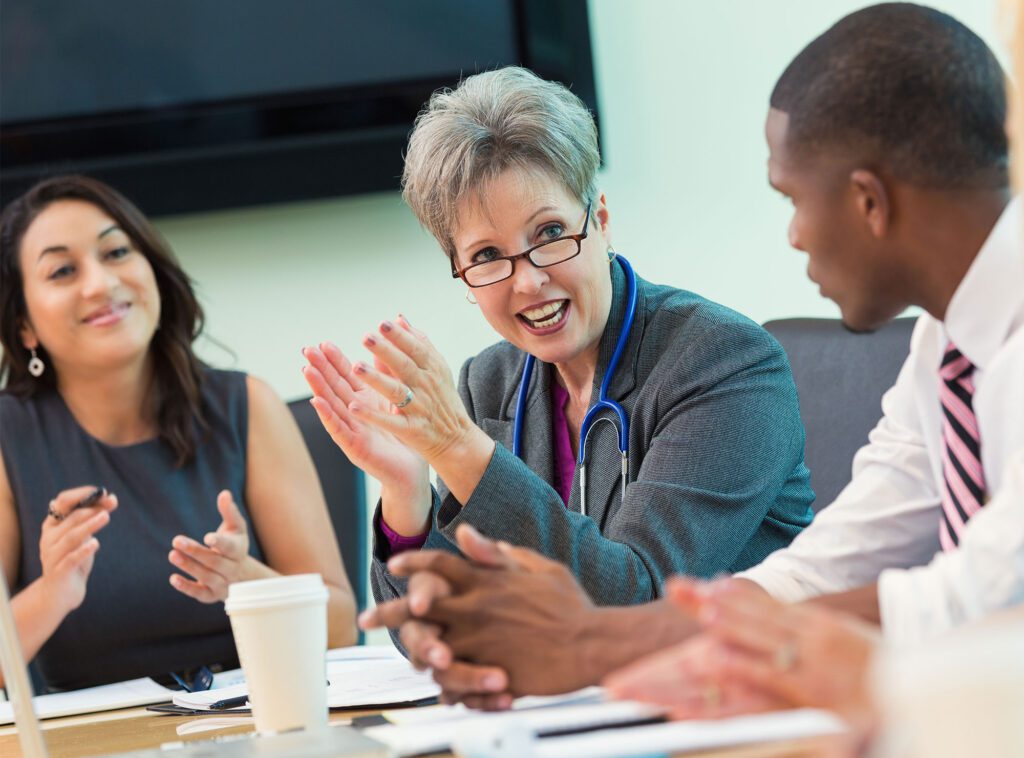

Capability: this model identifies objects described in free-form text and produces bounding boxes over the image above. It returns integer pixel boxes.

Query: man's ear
[849,169,890,239]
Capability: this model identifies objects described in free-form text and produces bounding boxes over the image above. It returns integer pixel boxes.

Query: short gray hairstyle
[402,66,600,257]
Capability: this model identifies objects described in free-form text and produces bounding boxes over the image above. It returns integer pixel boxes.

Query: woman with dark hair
[0,175,357,691]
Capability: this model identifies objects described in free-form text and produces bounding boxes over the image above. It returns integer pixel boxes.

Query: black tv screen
[0,0,597,216]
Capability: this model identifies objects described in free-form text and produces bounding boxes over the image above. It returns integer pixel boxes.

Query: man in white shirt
[360,2,1024,703]
[733,2,1024,646]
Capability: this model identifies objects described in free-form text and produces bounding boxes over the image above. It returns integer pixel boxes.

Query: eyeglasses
[451,203,592,288]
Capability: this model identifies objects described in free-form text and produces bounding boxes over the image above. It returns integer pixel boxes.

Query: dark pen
[72,486,106,513]
[208,681,329,711]
[208,694,249,711]
[48,486,107,523]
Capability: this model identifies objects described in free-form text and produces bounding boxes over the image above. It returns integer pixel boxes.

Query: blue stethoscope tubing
[511,255,639,517]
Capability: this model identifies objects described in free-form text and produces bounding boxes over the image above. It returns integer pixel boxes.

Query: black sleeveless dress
[0,368,265,691]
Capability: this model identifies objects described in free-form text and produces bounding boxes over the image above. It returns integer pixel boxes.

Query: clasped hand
[360,524,596,709]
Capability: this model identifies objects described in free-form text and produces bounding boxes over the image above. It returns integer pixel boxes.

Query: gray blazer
[372,262,814,607]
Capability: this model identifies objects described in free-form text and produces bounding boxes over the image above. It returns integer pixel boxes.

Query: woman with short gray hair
[303,66,814,614]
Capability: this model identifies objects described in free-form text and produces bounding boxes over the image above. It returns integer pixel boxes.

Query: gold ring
[774,642,798,672]
[703,683,721,709]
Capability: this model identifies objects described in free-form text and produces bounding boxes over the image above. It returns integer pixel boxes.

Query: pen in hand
[47,486,108,522]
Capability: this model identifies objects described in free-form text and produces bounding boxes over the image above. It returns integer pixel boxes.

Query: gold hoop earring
[466,289,478,305]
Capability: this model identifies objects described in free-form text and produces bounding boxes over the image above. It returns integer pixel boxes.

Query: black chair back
[287,397,367,613]
[764,318,915,511]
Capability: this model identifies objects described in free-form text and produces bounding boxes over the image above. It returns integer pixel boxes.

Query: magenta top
[550,381,575,507]
[381,381,576,555]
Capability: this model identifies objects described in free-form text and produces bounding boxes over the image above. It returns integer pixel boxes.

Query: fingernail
[483,673,504,691]
[381,320,393,333]
[357,610,372,627]
[398,313,411,326]
[205,534,217,547]
[429,647,446,667]
[353,362,367,374]
[363,334,376,347]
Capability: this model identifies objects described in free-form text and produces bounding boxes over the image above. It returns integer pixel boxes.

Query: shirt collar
[943,197,1024,370]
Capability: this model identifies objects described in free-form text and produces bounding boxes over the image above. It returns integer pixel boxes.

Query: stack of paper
[172,646,438,712]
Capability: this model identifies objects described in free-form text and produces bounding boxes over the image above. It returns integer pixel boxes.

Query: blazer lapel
[497,354,556,488]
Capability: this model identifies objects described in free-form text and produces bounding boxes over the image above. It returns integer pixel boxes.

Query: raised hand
[302,336,430,535]
[39,486,118,616]
[169,490,268,603]
[343,315,483,465]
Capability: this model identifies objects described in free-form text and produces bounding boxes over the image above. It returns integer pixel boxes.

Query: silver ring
[774,642,798,672]
[393,387,414,409]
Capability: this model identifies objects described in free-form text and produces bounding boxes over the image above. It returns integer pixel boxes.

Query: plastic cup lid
[225,573,327,613]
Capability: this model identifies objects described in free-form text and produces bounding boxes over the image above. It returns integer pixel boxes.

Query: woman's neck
[56,356,157,446]
[554,341,600,409]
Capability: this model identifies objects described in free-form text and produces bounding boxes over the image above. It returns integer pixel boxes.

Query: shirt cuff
[377,512,429,556]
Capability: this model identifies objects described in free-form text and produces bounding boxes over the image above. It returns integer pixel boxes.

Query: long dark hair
[0,175,208,466]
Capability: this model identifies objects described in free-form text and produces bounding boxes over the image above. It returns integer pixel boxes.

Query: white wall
[159,0,1001,396]
[153,0,1001,615]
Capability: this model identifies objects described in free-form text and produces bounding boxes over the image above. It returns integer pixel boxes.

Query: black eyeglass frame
[450,203,593,287]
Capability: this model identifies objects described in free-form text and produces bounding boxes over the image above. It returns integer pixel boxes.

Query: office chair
[763,317,916,511]
[288,398,368,616]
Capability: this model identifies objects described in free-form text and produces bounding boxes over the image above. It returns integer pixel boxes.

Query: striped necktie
[938,342,986,551]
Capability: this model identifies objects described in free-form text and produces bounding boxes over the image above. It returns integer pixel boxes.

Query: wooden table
[0,706,838,757]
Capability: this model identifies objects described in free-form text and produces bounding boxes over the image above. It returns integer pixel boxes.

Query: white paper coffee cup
[225,573,329,734]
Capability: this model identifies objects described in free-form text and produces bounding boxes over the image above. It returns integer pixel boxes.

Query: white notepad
[0,677,176,725]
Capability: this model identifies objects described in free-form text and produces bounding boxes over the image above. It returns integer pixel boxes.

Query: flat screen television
[0,0,598,216]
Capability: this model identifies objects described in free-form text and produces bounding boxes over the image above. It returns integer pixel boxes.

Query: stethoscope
[511,255,638,517]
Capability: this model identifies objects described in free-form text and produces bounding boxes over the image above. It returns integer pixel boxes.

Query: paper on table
[173,654,438,711]
[0,677,175,725]
[326,645,405,663]
[525,708,847,757]
[381,686,606,726]
[0,646,392,724]
[363,699,666,756]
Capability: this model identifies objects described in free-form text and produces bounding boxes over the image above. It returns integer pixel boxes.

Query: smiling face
[766,108,911,332]
[452,167,613,369]
[18,199,161,376]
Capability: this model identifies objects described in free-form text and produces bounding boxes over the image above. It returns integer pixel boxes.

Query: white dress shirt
[739,198,1024,646]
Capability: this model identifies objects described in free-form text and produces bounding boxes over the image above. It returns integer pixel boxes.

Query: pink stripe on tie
[940,487,968,540]
[942,455,983,519]
[942,425,985,489]
[939,517,957,552]
[939,383,980,440]
[941,354,971,380]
